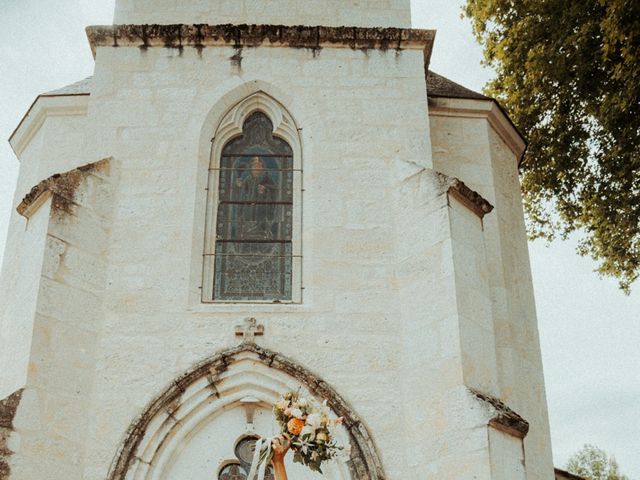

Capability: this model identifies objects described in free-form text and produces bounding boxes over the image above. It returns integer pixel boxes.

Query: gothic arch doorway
[108,343,386,480]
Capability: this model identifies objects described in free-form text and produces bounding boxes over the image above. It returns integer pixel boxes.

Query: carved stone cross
[235,317,264,343]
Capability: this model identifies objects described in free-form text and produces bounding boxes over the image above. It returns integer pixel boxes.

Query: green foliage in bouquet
[273,390,346,473]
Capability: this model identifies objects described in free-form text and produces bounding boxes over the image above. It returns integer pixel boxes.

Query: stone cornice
[437,173,494,219]
[428,96,527,163]
[448,178,494,219]
[470,389,530,439]
[17,158,110,219]
[9,94,89,158]
[86,24,435,64]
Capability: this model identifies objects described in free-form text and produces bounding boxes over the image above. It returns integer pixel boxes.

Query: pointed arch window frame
[202,93,303,303]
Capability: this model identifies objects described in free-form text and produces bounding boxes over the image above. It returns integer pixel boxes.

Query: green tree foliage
[464,0,640,291]
[566,444,629,480]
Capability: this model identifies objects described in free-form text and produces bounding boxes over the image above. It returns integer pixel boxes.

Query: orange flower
[287,418,305,436]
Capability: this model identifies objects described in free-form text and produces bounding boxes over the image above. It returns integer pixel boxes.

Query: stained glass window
[218,436,275,480]
[218,464,246,480]
[213,112,293,301]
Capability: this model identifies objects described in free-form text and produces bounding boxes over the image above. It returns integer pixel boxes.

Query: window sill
[189,301,306,314]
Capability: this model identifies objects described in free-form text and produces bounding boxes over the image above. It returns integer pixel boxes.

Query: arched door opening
[108,344,386,480]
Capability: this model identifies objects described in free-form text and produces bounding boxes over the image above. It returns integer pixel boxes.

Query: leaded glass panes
[218,464,246,480]
[218,462,275,480]
[218,436,275,480]
[213,112,293,301]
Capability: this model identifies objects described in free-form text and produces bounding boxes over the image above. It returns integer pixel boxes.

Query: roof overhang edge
[85,24,436,63]
[427,95,526,163]
[8,94,90,160]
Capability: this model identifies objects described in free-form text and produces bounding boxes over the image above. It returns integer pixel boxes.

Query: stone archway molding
[107,342,386,480]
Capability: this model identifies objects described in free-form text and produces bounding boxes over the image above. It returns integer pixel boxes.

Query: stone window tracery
[214,113,293,301]
[202,92,302,303]
[218,435,275,480]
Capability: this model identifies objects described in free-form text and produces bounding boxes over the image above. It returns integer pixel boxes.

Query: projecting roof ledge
[85,23,436,66]
[9,88,90,159]
[43,76,93,96]
[426,71,526,162]
[428,94,526,161]
[554,468,584,480]
[426,70,490,101]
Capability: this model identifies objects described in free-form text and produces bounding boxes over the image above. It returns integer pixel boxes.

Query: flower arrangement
[256,390,347,474]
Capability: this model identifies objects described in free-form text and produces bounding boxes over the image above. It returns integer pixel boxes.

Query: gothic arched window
[203,93,302,302]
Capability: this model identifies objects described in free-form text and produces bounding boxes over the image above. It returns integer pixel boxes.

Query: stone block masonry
[0,4,555,477]
[112,0,412,28]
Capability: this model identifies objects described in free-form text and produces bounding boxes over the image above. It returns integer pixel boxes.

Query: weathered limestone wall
[74,42,435,479]
[9,96,89,195]
[113,0,412,27]
[392,167,509,478]
[1,23,554,480]
[0,99,89,399]
[393,168,463,475]
[448,190,499,395]
[429,99,555,479]
[489,428,526,479]
[9,160,116,479]
[0,197,49,399]
[487,126,554,480]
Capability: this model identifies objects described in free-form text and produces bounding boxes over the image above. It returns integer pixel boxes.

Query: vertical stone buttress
[8,160,116,479]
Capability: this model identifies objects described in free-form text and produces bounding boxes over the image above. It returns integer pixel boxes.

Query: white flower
[275,399,290,411]
[300,425,316,440]
[305,413,322,428]
[290,407,304,419]
[295,438,313,455]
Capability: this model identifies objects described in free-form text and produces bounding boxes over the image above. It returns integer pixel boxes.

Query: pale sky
[0,0,638,477]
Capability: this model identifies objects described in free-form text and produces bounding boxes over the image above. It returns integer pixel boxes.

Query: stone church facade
[0,1,556,478]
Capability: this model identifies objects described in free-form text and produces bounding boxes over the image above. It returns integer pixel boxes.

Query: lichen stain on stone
[434,170,494,218]
[17,158,110,219]
[0,388,24,480]
[0,389,23,432]
[470,388,530,439]
[158,24,182,48]
[87,24,434,59]
[230,46,243,69]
